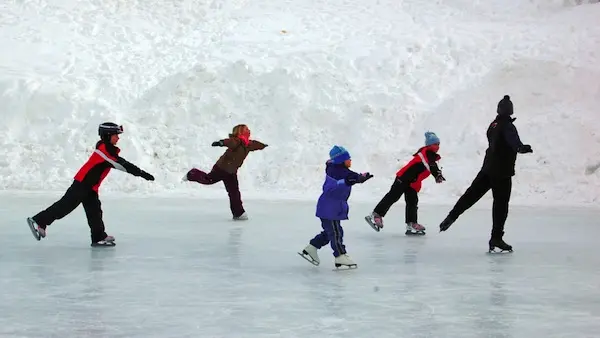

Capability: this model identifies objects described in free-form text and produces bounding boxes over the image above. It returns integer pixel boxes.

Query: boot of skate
[334,254,356,267]
[365,212,383,231]
[301,244,320,265]
[406,222,426,235]
[439,215,457,232]
[489,235,512,252]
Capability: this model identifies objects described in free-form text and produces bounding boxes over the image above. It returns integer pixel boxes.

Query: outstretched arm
[212,137,242,149]
[115,156,155,180]
[248,140,268,151]
[93,149,154,180]
[504,124,532,154]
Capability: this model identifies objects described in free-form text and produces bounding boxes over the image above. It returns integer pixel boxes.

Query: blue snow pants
[309,218,346,257]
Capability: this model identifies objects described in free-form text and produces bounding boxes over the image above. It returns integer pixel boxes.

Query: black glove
[517,144,532,153]
[211,140,224,147]
[346,173,373,185]
[140,171,154,181]
[435,173,445,183]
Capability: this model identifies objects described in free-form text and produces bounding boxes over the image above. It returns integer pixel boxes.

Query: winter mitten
[517,144,532,153]
[211,140,225,147]
[140,171,155,181]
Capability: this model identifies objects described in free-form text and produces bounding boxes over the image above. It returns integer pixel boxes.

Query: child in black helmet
[26,122,155,247]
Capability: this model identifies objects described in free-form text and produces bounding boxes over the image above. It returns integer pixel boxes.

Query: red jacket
[395,146,442,192]
[74,141,145,192]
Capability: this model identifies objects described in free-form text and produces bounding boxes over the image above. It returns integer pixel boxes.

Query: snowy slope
[1,0,599,206]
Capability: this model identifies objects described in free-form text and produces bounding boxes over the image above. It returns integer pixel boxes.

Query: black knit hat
[497,95,513,116]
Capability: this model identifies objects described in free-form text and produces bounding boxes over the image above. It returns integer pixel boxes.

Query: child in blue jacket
[298,146,373,268]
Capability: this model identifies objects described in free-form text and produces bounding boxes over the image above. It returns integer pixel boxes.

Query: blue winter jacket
[315,161,362,220]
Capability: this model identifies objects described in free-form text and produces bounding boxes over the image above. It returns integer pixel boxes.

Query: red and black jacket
[73,141,145,192]
[395,146,442,192]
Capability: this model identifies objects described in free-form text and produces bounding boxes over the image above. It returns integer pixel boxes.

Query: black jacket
[481,115,524,177]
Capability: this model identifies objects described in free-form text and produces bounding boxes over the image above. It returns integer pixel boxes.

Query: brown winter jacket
[215,137,267,174]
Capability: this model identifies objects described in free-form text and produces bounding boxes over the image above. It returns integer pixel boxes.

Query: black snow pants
[373,178,419,223]
[32,180,108,243]
[446,171,512,239]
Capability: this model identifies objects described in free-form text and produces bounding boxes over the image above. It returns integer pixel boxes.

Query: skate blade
[487,247,513,254]
[297,252,319,266]
[364,216,381,232]
[26,218,41,241]
[91,242,116,247]
[405,231,426,236]
[333,264,357,271]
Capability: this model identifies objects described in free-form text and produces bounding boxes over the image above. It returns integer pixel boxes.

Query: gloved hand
[211,140,225,147]
[360,172,374,182]
[346,172,373,185]
[517,144,532,153]
[435,173,445,183]
[140,171,155,181]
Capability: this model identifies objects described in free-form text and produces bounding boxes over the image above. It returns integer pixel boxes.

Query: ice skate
[488,231,512,253]
[334,254,357,269]
[91,234,116,247]
[26,217,46,241]
[405,222,426,236]
[233,212,248,221]
[364,212,383,232]
[298,244,320,266]
[488,237,512,253]
[181,172,189,182]
[439,215,456,232]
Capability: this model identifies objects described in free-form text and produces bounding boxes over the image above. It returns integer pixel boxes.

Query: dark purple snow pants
[187,165,245,217]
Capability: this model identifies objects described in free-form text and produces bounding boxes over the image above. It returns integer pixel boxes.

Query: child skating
[183,124,267,220]
[26,122,155,247]
[299,146,373,269]
[365,132,445,235]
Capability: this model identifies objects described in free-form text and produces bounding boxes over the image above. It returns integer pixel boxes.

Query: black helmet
[99,122,123,141]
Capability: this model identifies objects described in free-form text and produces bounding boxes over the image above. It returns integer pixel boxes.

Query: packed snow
[1,0,599,206]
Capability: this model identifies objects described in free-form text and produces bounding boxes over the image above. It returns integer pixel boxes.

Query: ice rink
[1,193,599,338]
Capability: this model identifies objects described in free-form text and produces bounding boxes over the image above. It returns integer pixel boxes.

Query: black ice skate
[488,238,512,253]
[439,215,456,232]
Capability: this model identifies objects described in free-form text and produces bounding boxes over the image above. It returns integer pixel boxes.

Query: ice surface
[1,0,600,206]
[1,194,600,338]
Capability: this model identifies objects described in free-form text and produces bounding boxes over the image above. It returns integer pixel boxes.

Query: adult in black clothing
[438,95,533,252]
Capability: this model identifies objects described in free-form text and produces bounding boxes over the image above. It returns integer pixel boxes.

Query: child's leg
[322,219,346,257]
[404,188,425,233]
[222,173,245,218]
[373,178,406,217]
[299,219,332,265]
[31,182,85,229]
[309,228,330,249]
[404,187,419,224]
[185,165,224,185]
[82,190,110,244]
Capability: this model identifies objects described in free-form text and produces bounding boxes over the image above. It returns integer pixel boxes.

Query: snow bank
[0,0,599,206]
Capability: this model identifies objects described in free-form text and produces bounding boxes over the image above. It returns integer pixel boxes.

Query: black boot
[439,214,456,232]
[489,231,512,252]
